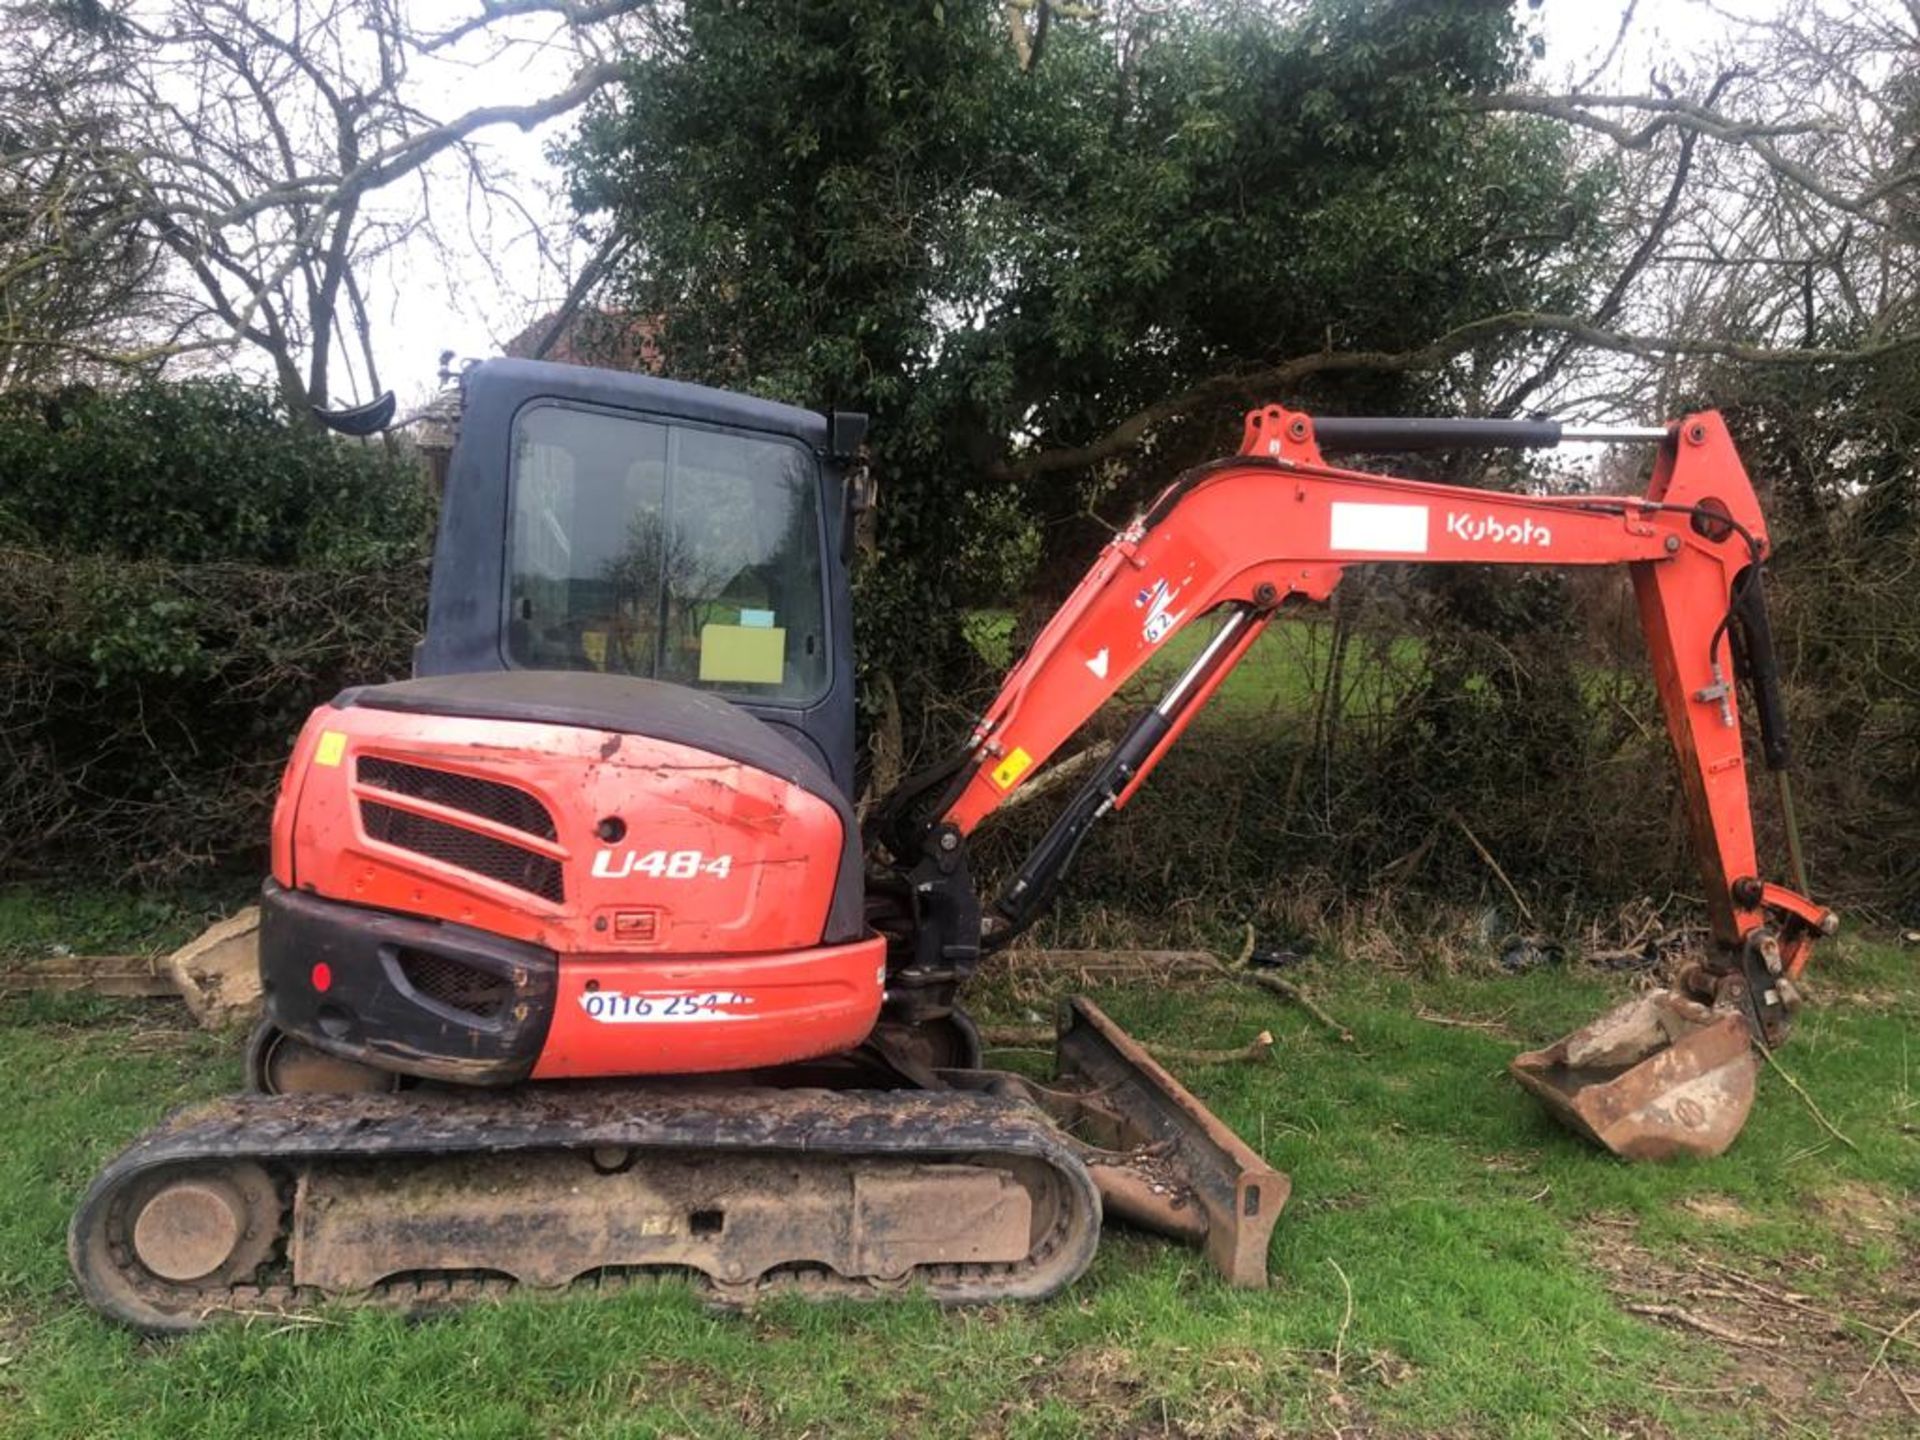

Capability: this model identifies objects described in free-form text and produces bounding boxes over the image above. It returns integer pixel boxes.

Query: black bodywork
[415,359,863,796]
[260,879,557,1084]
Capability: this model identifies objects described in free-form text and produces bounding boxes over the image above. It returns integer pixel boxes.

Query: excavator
[70,359,1835,1331]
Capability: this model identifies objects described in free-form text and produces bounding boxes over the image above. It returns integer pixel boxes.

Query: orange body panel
[280,705,841,954]
[272,703,880,1075]
[532,936,886,1078]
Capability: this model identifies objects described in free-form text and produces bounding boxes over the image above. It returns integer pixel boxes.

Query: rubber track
[70,1084,1104,1333]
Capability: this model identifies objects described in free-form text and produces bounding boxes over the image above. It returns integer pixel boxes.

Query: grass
[964,606,1424,725]
[0,883,253,965]
[0,898,1914,1439]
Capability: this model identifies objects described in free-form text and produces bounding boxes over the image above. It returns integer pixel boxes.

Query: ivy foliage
[567,0,1612,727]
[0,378,431,880]
[0,378,431,568]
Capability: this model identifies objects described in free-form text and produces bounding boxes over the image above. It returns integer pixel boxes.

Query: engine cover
[263,673,883,1082]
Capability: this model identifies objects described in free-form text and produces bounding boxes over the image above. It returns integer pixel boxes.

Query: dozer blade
[951,997,1288,1287]
[1510,991,1758,1161]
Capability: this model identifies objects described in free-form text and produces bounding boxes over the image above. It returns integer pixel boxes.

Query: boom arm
[911,405,1832,1003]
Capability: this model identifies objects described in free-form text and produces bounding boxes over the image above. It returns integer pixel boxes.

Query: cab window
[506,402,829,702]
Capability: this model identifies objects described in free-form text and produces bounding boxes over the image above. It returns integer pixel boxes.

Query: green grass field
[964,607,1422,724]
[1,888,1914,1439]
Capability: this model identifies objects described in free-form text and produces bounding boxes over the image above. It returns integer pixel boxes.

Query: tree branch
[995,313,1920,481]
[526,229,626,359]
[1469,91,1917,224]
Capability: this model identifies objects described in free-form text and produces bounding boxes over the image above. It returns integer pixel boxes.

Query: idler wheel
[132,1178,248,1282]
[247,1020,400,1095]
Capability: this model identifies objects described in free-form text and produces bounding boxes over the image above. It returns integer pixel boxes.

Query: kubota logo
[1445,511,1552,547]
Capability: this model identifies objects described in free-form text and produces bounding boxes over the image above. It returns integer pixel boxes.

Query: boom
[885,406,1833,1068]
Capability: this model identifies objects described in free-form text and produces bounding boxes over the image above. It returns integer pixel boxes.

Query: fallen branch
[1001,948,1219,975]
[978,1024,1275,1067]
[1692,1257,1919,1352]
[1414,1006,1515,1035]
[1245,972,1355,1044]
[1854,1306,1920,1418]
[1206,925,1355,1044]
[1755,1042,1859,1152]
[0,955,177,998]
[1626,1303,1786,1349]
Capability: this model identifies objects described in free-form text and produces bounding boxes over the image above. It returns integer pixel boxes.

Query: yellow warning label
[991,746,1033,791]
[313,730,347,768]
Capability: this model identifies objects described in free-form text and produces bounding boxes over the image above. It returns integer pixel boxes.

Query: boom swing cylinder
[893,405,1833,1162]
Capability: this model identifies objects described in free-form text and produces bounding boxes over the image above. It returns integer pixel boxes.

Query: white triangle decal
[1085,648,1109,679]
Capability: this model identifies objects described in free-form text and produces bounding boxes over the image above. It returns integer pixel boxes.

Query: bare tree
[1471,0,1919,422]
[0,18,177,388]
[0,0,659,414]
[999,1,1920,479]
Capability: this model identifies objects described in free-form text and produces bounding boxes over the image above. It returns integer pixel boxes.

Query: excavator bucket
[1510,991,1759,1161]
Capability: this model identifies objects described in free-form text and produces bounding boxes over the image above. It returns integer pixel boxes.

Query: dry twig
[1854,1306,1920,1417]
[1692,1257,1919,1353]
[1755,1042,1859,1152]
[1414,1006,1514,1034]
[1448,809,1536,929]
[1327,1257,1354,1383]
[1201,925,1355,1044]
[1625,1303,1786,1349]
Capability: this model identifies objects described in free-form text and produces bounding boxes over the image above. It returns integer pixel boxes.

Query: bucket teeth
[1510,993,1758,1162]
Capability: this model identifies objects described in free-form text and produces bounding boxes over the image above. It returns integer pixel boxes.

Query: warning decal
[991,747,1034,791]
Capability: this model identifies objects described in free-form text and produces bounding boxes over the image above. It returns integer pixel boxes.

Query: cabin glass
[505,402,830,702]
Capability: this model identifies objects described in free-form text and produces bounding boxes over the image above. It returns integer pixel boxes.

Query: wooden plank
[0,955,179,998]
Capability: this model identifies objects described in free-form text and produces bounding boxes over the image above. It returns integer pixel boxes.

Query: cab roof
[462,359,828,449]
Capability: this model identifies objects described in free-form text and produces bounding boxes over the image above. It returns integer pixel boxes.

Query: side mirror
[311,390,397,437]
[829,410,868,460]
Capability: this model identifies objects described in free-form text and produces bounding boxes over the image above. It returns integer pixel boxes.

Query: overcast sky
[358,0,1760,412]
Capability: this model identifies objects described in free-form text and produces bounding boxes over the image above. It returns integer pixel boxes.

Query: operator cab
[416,359,865,794]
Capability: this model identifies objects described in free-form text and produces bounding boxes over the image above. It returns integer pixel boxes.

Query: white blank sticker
[1329,502,1430,554]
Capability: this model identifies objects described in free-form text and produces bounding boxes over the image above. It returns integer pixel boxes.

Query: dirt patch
[1582,1217,1920,1434]
[1678,1193,1755,1228]
[1814,1181,1911,1238]
[1052,1344,1150,1429]
[991,1342,1292,1440]
[972,1340,1390,1440]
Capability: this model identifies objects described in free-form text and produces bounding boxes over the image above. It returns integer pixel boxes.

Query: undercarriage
[72,1001,1285,1332]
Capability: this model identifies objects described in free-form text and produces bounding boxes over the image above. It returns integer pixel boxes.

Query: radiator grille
[395,949,513,1020]
[361,799,565,903]
[357,756,556,840]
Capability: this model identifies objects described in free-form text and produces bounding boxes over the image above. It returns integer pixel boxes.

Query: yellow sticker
[698,623,786,685]
[990,746,1033,791]
[313,730,347,768]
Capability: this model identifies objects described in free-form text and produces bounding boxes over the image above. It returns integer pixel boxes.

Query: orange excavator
[70,361,1833,1331]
